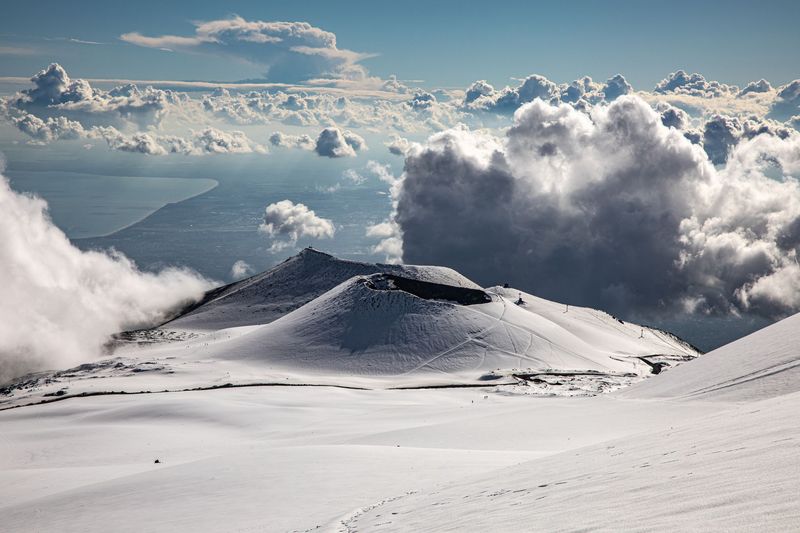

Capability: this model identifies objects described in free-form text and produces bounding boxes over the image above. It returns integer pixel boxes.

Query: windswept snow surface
[1,328,798,532]
[0,387,721,533]
[338,391,800,532]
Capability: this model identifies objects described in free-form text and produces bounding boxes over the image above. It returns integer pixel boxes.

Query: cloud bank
[3,64,798,158]
[15,63,176,128]
[464,74,633,113]
[0,171,212,384]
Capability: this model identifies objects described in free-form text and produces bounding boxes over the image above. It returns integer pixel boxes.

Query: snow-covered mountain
[165,248,481,331]
[1,249,702,407]
[181,271,695,379]
[165,248,698,377]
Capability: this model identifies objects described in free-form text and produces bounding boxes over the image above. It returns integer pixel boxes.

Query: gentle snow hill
[192,274,698,381]
[165,247,481,331]
[619,311,800,402]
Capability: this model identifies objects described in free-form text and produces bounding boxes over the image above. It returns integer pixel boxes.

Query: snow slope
[196,276,698,379]
[0,387,720,533]
[165,248,481,331]
[331,310,800,532]
[340,390,800,532]
[619,311,800,401]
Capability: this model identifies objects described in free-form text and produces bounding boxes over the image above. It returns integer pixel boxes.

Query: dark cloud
[465,73,632,112]
[701,114,793,164]
[465,74,559,112]
[464,80,495,104]
[408,91,436,110]
[559,77,597,103]
[656,102,691,130]
[702,115,742,165]
[390,96,800,320]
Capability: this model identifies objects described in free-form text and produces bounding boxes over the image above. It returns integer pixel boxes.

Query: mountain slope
[618,312,800,401]
[193,273,698,383]
[164,248,481,331]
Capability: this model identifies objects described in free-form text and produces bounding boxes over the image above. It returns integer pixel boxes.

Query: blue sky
[1,0,798,88]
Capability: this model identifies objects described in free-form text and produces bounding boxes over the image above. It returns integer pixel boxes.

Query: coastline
[6,170,219,240]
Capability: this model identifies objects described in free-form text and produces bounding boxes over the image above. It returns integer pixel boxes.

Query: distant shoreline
[87,178,219,239]
[6,170,219,240]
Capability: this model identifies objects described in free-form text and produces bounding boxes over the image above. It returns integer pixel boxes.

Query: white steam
[0,172,213,383]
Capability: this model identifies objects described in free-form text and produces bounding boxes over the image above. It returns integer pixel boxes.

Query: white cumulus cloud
[259,200,335,251]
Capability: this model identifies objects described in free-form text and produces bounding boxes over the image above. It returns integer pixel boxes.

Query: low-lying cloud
[230,259,254,280]
[0,170,212,384]
[15,63,175,128]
